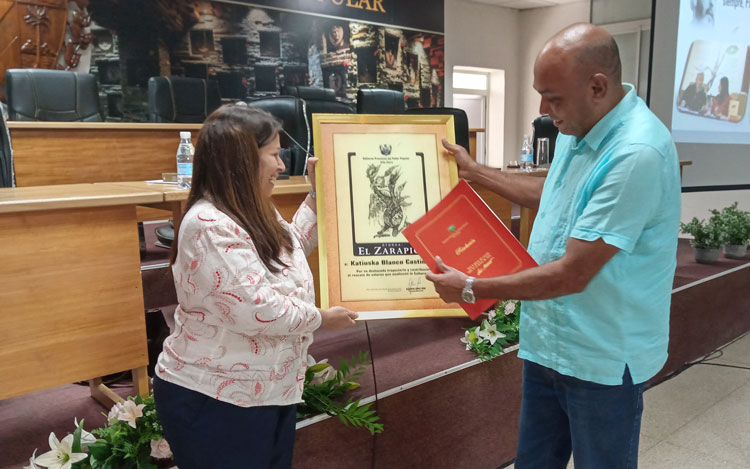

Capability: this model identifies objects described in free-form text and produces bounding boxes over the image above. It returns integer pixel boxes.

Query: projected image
[676,40,749,123]
[670,0,750,144]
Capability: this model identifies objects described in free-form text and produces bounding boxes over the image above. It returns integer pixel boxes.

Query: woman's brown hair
[170,105,293,272]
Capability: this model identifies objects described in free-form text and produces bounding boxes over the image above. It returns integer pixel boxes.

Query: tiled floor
[506,332,750,469]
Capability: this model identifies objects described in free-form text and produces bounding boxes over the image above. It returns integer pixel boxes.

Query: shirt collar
[578,83,636,152]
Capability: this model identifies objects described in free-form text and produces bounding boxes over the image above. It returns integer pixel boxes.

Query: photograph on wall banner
[313,114,461,319]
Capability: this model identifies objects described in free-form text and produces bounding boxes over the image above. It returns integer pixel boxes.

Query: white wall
[445,0,589,167]
[445,0,520,167]
[591,0,651,25]
[517,2,590,154]
[680,191,750,237]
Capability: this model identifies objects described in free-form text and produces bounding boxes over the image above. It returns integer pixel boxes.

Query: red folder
[402,179,538,319]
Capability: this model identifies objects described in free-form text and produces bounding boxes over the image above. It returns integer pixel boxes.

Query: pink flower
[150,438,173,459]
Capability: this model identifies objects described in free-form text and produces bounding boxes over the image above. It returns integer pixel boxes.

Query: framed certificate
[312,114,461,319]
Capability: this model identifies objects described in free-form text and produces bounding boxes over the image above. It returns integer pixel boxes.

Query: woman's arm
[178,217,321,336]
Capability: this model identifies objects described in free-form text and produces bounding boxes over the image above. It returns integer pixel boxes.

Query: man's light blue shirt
[518,84,681,385]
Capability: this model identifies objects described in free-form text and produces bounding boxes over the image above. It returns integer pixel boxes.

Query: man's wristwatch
[461,276,476,304]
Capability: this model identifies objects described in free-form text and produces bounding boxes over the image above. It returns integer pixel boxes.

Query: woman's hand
[307,157,318,193]
[319,306,358,330]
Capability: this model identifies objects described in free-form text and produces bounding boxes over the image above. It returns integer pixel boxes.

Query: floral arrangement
[25,353,381,467]
[461,299,521,361]
[25,394,172,469]
[298,352,383,435]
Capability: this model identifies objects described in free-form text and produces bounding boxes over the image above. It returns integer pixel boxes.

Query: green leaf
[72,419,84,454]
[88,442,113,460]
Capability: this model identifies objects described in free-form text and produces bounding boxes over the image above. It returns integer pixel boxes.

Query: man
[427,23,680,468]
[326,23,348,51]
[680,72,707,112]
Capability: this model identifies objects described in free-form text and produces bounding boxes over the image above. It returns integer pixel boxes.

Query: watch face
[462,278,476,303]
[462,289,475,303]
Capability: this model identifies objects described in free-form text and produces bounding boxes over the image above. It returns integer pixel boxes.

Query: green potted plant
[680,217,726,264]
[710,202,750,259]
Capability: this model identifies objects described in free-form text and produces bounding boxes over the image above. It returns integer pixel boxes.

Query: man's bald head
[538,23,622,85]
[533,23,627,137]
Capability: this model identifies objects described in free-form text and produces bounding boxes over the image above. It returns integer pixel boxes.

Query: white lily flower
[150,438,173,459]
[459,330,474,350]
[23,449,39,469]
[504,301,517,316]
[73,418,96,447]
[117,400,145,429]
[307,355,337,385]
[310,365,336,385]
[477,321,506,345]
[107,402,123,422]
[307,354,326,367]
[33,432,88,469]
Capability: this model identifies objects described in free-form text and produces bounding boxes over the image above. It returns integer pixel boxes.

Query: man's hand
[425,256,469,303]
[442,138,477,181]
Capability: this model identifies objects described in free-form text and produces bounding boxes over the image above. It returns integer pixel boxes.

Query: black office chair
[249,96,310,176]
[154,96,313,248]
[356,88,405,114]
[0,105,13,187]
[405,107,470,153]
[283,85,336,102]
[283,86,354,120]
[5,69,102,121]
[147,76,221,247]
[148,76,221,123]
[531,114,558,165]
[282,86,353,156]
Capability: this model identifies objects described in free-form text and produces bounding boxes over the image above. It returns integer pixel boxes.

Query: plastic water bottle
[520,134,534,171]
[176,131,194,189]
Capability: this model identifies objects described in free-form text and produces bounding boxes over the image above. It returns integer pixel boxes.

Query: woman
[153,105,358,469]
[711,76,730,118]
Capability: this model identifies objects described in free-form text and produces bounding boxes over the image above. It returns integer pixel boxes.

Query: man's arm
[426,237,619,302]
[443,139,546,209]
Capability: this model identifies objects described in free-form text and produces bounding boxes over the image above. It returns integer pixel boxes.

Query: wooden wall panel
[9,122,202,186]
[0,0,20,92]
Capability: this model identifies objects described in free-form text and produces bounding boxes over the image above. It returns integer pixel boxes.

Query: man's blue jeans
[515,360,645,469]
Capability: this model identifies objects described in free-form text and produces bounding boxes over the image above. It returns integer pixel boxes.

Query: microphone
[279,128,316,176]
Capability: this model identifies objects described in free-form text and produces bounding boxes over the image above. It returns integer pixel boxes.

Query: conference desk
[0,178,325,408]
[0,183,160,407]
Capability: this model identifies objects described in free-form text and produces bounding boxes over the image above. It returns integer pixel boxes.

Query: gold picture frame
[313,114,463,320]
